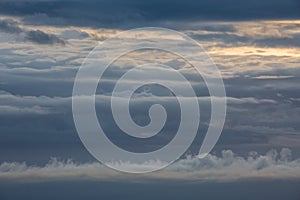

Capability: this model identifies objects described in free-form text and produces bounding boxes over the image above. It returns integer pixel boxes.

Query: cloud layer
[1,148,300,182]
[0,0,300,28]
[0,14,299,180]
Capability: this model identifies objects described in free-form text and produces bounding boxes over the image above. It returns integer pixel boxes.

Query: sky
[0,0,300,199]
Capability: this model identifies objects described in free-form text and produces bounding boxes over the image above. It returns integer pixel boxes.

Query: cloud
[0,91,70,115]
[0,19,22,34]
[0,148,300,182]
[59,29,89,40]
[0,105,52,115]
[187,31,300,48]
[0,19,65,45]
[25,30,65,45]
[1,0,300,28]
[0,18,300,164]
[199,24,236,32]
[230,125,298,135]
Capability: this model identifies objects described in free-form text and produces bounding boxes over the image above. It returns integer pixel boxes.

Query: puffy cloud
[0,148,300,182]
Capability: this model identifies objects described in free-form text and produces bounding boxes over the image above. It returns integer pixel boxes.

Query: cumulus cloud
[0,148,299,182]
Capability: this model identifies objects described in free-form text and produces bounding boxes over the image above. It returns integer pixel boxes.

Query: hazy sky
[0,0,300,199]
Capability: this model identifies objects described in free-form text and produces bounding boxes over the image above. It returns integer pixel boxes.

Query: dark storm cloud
[0,0,299,28]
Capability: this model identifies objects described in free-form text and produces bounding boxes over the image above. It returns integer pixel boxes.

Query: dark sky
[0,0,299,28]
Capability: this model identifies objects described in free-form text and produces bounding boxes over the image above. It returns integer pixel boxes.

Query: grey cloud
[186,26,300,48]
[230,125,298,136]
[241,68,300,79]
[0,19,299,169]
[59,29,89,40]
[0,46,299,152]
[197,24,237,33]
[0,105,52,115]
[3,88,294,154]
[186,32,248,47]
[189,32,300,48]
[224,101,300,145]
[0,91,70,115]
[25,29,65,45]
[254,33,300,48]
[0,19,22,34]
[1,0,300,29]
[0,19,65,45]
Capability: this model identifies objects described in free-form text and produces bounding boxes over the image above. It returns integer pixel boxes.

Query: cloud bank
[1,148,300,182]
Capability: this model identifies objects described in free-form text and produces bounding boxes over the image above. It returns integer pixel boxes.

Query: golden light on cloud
[209,46,300,57]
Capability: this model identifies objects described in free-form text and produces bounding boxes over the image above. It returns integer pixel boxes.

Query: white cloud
[0,105,52,115]
[1,148,300,182]
[0,91,70,115]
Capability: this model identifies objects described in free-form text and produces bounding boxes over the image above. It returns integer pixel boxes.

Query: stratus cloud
[1,148,300,182]
[0,105,52,115]
[0,91,70,115]
[0,90,277,114]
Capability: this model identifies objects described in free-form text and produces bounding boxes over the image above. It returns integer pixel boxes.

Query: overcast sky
[0,0,300,199]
